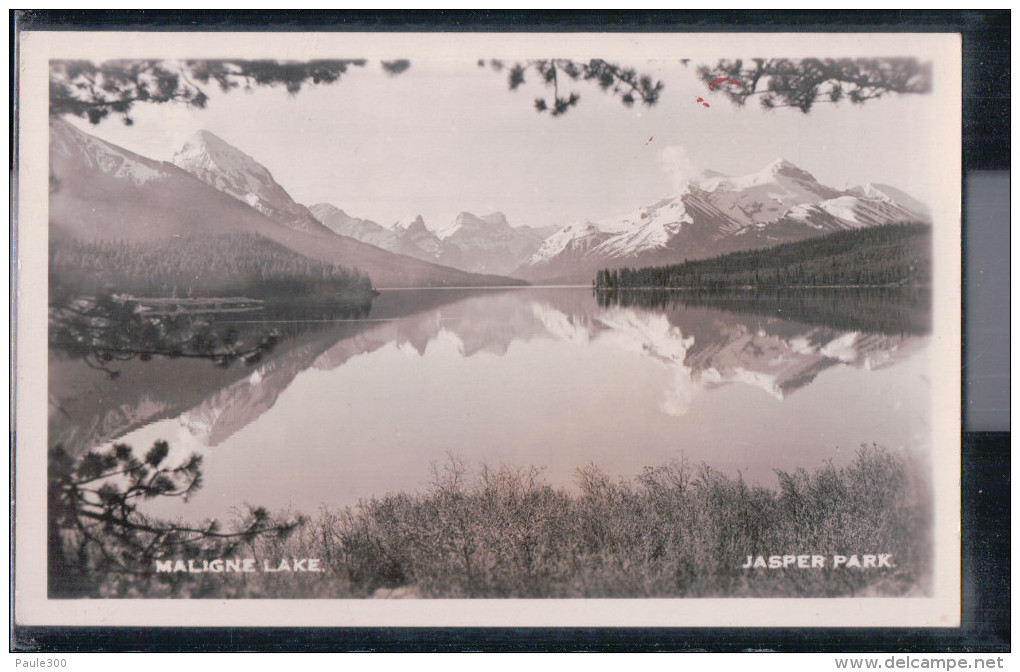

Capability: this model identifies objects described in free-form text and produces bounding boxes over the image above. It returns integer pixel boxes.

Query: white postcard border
[15,29,962,628]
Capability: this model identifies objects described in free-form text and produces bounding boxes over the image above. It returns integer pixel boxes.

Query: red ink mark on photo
[644,135,654,146]
[708,77,742,91]
[695,97,710,108]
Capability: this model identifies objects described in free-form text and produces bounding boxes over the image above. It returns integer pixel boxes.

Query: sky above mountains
[64,52,944,234]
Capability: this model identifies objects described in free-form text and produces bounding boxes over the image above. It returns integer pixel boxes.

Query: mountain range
[50,119,930,289]
[49,120,523,289]
[518,158,930,283]
[310,205,557,276]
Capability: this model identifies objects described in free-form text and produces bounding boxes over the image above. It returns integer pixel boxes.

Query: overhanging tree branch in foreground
[49,58,377,125]
[698,58,932,112]
[49,440,304,597]
[479,58,665,116]
[49,56,932,125]
[48,289,280,379]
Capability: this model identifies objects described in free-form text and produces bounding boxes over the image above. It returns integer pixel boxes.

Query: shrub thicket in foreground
[84,444,928,599]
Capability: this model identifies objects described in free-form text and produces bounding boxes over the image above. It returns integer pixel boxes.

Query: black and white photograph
[14,28,962,628]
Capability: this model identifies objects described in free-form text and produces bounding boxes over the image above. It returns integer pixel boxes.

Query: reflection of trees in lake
[596,287,931,336]
[259,299,373,324]
[46,290,382,595]
[47,286,931,592]
[50,287,931,457]
[47,290,470,455]
[49,287,377,377]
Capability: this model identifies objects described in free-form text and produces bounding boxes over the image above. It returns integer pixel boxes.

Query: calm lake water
[49,287,932,522]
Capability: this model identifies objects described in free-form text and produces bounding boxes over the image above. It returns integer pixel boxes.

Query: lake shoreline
[592,283,934,291]
[48,286,934,600]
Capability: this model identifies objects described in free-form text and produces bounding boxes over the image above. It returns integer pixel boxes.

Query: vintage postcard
[15,29,962,628]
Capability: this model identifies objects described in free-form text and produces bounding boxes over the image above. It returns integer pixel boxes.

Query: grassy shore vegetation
[51,443,931,599]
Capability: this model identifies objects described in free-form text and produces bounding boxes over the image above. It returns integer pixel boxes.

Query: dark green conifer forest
[50,232,373,300]
[594,223,931,290]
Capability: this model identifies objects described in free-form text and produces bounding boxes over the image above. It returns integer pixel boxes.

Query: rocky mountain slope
[311,204,552,277]
[518,158,930,284]
[49,119,522,288]
[172,130,325,234]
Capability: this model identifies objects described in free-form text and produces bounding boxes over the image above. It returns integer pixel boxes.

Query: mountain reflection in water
[49,287,931,519]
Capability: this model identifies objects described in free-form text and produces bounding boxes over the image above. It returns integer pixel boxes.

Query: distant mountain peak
[765,156,795,171]
[192,128,228,146]
[761,156,817,181]
[479,211,509,225]
[520,156,929,283]
[405,215,428,233]
[438,211,510,240]
[175,130,268,176]
[692,157,822,195]
[392,214,426,232]
[456,210,505,220]
[195,129,222,140]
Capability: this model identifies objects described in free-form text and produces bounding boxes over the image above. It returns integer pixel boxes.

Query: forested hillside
[50,233,374,300]
[594,223,931,290]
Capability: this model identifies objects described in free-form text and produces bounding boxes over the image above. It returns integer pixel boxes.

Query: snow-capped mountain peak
[175,130,272,181]
[693,156,832,196]
[765,156,798,173]
[592,197,693,257]
[172,130,325,233]
[423,211,548,274]
[519,157,931,283]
